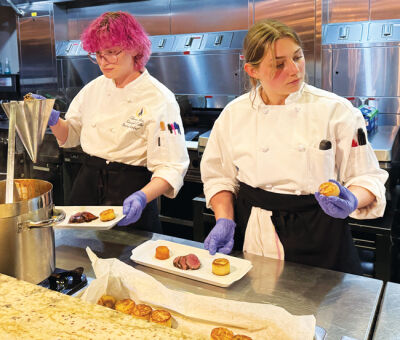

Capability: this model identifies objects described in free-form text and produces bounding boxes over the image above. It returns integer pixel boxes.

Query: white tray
[130,240,253,287]
[54,206,124,230]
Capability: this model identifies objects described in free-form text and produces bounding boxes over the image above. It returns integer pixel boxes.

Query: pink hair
[81,11,151,71]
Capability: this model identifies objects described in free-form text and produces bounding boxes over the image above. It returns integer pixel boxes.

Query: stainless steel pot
[0,179,65,284]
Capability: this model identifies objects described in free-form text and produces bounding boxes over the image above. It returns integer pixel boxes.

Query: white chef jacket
[201,83,388,258]
[61,69,189,198]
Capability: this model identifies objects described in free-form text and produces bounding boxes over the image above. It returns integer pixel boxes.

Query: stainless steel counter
[54,228,383,340]
[369,125,400,162]
[373,282,400,340]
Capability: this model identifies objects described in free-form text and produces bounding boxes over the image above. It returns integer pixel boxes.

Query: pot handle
[19,208,66,230]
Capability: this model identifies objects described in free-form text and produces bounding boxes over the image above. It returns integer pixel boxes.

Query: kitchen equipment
[5,101,16,203]
[1,97,55,163]
[0,179,65,284]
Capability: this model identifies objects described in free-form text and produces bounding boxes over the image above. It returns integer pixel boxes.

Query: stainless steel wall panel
[321,48,332,91]
[18,14,57,92]
[254,0,316,85]
[170,0,249,34]
[326,0,369,23]
[332,47,400,98]
[64,0,170,39]
[146,53,241,96]
[370,0,400,21]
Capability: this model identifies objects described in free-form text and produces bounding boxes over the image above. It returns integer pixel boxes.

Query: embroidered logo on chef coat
[135,107,147,118]
[122,115,144,131]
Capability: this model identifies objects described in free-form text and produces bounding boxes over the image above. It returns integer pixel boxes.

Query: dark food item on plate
[68,211,98,223]
[173,253,201,270]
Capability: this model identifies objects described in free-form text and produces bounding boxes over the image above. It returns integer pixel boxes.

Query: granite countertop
[0,273,199,340]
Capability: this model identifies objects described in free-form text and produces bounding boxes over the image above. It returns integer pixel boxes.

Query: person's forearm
[50,118,69,145]
[141,177,172,203]
[210,191,235,221]
[348,185,376,208]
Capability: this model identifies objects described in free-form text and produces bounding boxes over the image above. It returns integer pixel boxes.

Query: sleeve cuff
[347,176,387,219]
[204,180,238,208]
[151,168,185,198]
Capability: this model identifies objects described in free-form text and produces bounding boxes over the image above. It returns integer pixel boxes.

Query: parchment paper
[80,247,315,340]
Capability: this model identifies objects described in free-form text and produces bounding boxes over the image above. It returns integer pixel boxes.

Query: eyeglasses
[88,49,123,65]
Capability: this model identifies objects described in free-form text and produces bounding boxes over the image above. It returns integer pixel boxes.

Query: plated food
[68,211,98,223]
[212,258,230,276]
[100,208,116,222]
[173,254,201,270]
[318,182,340,197]
[155,246,170,260]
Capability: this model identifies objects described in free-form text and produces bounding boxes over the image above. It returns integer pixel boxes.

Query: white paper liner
[80,247,316,340]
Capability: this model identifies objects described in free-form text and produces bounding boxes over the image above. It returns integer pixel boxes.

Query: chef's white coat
[201,83,388,258]
[61,69,189,198]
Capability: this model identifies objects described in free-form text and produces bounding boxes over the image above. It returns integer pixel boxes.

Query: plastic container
[4,57,11,74]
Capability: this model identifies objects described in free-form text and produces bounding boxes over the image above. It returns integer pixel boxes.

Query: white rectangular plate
[130,240,253,287]
[54,206,124,230]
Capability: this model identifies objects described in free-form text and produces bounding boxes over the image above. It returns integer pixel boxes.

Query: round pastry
[97,295,116,309]
[100,208,116,222]
[150,309,172,327]
[115,298,136,315]
[155,246,170,260]
[212,258,230,276]
[210,327,234,340]
[132,303,152,321]
[232,335,253,340]
[319,182,340,197]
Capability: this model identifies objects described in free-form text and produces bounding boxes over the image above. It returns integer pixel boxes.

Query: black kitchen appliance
[38,267,87,295]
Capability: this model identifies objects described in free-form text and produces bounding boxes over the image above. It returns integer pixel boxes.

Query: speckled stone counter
[0,273,199,340]
[373,281,400,340]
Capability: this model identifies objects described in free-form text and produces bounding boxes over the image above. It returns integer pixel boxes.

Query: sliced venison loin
[185,254,201,270]
[172,254,201,270]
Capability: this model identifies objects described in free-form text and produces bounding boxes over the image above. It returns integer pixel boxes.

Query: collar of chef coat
[253,82,306,109]
[109,68,149,90]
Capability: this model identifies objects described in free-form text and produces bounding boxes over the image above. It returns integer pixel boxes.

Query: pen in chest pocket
[357,128,367,145]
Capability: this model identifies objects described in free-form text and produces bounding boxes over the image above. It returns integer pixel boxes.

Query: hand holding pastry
[315,179,358,219]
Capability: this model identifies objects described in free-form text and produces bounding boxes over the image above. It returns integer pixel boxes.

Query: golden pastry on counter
[212,258,230,276]
[132,303,152,321]
[318,182,340,197]
[100,208,116,222]
[97,295,116,309]
[155,246,170,260]
[150,309,172,327]
[210,327,234,340]
[115,299,136,315]
[232,335,253,340]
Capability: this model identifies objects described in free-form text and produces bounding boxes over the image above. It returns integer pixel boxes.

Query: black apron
[235,182,362,275]
[69,154,162,233]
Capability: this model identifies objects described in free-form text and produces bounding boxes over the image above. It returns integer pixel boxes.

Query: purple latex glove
[30,93,60,126]
[314,179,358,219]
[204,218,236,255]
[118,191,147,226]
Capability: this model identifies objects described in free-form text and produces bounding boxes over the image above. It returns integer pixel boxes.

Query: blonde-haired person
[200,19,388,274]
[39,12,189,232]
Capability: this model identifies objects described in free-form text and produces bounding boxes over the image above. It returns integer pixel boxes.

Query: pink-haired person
[47,12,189,232]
